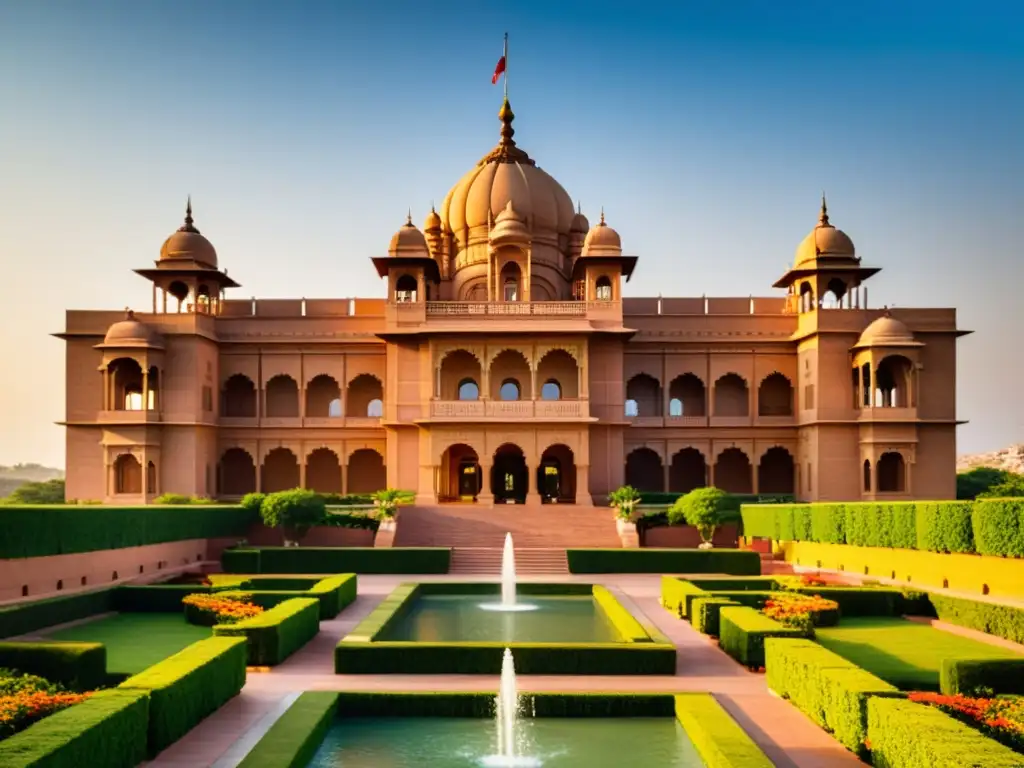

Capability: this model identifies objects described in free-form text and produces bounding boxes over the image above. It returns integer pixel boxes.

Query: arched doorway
[714,448,752,494]
[625,448,663,492]
[262,448,299,493]
[538,444,576,503]
[877,452,906,492]
[347,449,386,494]
[114,454,142,494]
[669,448,706,493]
[757,447,795,494]
[441,444,481,501]
[492,444,528,504]
[219,448,256,496]
[306,448,342,493]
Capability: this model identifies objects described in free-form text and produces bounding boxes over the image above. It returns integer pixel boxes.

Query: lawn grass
[815,617,1022,691]
[44,613,211,675]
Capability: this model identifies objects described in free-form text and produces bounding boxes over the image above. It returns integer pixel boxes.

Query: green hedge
[788,586,904,617]
[568,549,760,575]
[221,574,357,620]
[660,576,708,619]
[674,693,774,768]
[0,589,114,639]
[214,598,320,666]
[684,577,780,591]
[940,657,1024,695]
[691,598,741,636]
[0,641,107,690]
[765,638,900,756]
[236,691,339,768]
[333,691,677,717]
[592,586,650,642]
[867,697,1024,767]
[119,636,247,756]
[718,606,803,669]
[112,584,230,613]
[928,593,1024,645]
[0,689,149,768]
[221,547,450,574]
[743,499,1024,558]
[0,505,255,559]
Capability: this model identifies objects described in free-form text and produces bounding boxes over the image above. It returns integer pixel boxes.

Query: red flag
[491,55,506,85]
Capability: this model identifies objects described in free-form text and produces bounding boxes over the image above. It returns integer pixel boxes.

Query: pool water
[378,595,625,643]
[307,717,703,767]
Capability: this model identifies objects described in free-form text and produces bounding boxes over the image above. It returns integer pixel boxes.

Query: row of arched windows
[625,372,793,418]
[457,378,563,402]
[222,373,383,418]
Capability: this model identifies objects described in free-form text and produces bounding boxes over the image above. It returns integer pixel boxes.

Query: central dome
[440,99,575,248]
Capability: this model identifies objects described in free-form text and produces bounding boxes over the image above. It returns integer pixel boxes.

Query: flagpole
[503,32,508,101]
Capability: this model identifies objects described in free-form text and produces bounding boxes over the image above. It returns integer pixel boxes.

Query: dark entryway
[492,444,528,504]
[458,460,481,498]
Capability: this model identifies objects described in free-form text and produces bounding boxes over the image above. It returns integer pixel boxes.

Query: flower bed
[182,593,263,627]
[761,593,840,634]
[0,667,91,741]
[909,691,1024,754]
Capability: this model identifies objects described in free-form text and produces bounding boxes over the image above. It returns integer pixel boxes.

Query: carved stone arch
[627,442,667,463]
[486,345,533,369]
[757,369,791,387]
[219,439,258,456]
[538,433,581,459]
[257,442,301,464]
[438,346,484,366]
[344,443,386,463]
[537,344,581,364]
[669,442,708,461]
[438,438,485,464]
[755,442,797,462]
[713,442,753,461]
[345,370,384,388]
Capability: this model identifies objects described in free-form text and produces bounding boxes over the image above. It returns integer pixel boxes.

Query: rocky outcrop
[957,444,1024,475]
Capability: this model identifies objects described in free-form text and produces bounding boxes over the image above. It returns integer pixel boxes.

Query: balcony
[858,407,918,422]
[426,301,587,317]
[428,399,589,420]
[216,416,383,429]
[97,410,162,424]
[666,416,709,427]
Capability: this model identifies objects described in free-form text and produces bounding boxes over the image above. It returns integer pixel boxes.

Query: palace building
[58,99,967,506]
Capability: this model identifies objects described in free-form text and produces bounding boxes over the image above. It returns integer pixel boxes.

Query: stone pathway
[146,574,862,767]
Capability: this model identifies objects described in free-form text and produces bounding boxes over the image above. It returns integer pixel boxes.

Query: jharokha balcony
[428,399,590,421]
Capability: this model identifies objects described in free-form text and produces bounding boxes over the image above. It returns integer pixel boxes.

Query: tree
[956,467,1012,500]
[4,479,65,505]
[977,475,1024,499]
[668,487,728,548]
[608,485,642,521]
[259,489,325,545]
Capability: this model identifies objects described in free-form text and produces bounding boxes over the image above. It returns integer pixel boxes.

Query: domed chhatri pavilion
[58,99,967,505]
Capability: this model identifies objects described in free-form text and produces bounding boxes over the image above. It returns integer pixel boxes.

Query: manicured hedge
[0,588,114,638]
[333,691,677,717]
[674,693,774,768]
[941,658,1024,696]
[221,574,358,620]
[743,498,1024,558]
[0,505,256,559]
[593,585,650,642]
[788,586,904,617]
[119,636,247,756]
[691,598,741,636]
[214,598,320,666]
[221,547,450,574]
[867,697,1024,767]
[928,593,1024,645]
[0,641,107,690]
[0,689,149,768]
[660,576,708,619]
[568,548,760,575]
[112,584,231,613]
[765,638,900,756]
[236,691,339,768]
[718,606,803,668]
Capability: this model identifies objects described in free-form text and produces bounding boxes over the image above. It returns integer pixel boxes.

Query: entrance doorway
[540,461,561,501]
[441,443,481,502]
[492,444,527,504]
[538,444,576,503]
[458,460,480,499]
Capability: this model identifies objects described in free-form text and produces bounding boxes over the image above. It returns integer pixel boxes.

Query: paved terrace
[145,574,864,768]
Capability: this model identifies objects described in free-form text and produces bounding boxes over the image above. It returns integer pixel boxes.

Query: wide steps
[449,547,568,575]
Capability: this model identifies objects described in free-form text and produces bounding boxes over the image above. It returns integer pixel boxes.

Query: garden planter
[615,517,639,548]
[374,516,398,548]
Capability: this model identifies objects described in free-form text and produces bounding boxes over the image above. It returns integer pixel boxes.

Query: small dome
[489,200,530,245]
[581,209,622,256]
[103,310,162,348]
[570,204,590,234]
[423,205,441,233]
[855,314,917,348]
[160,198,218,268]
[388,212,429,257]
[794,196,855,268]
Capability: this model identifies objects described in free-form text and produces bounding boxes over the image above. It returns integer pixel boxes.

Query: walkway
[146,574,861,768]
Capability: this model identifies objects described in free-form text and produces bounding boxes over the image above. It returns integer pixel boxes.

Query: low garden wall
[641,523,739,549]
[567,548,760,575]
[243,523,375,548]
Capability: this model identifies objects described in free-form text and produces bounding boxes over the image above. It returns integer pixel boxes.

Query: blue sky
[0,0,1021,467]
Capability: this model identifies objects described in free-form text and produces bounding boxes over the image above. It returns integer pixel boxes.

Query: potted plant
[371,488,403,532]
[608,485,641,533]
[259,488,326,546]
[668,486,726,549]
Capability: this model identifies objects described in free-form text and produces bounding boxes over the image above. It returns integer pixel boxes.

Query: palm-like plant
[608,485,641,521]
[371,488,403,521]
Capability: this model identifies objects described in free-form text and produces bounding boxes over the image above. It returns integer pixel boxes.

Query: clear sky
[0,0,1021,468]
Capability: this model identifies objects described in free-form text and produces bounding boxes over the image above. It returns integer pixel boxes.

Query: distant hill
[0,464,64,497]
[957,444,1024,475]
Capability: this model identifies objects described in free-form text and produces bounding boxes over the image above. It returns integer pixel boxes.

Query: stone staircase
[449,547,569,575]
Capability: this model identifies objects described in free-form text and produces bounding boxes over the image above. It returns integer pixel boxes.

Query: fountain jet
[501,532,516,607]
[483,648,540,767]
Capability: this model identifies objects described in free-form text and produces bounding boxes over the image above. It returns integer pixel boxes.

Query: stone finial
[818,191,830,227]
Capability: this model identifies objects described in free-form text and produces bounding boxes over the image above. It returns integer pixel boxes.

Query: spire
[406,208,413,226]
[480,98,534,166]
[818,191,830,227]
[178,195,200,233]
[498,98,516,147]
[577,200,582,214]
[600,206,606,225]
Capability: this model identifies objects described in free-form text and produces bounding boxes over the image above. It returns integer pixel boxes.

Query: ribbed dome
[388,213,429,257]
[489,201,530,246]
[581,210,622,256]
[440,99,575,247]
[160,198,218,268]
[102,311,163,348]
[423,205,441,233]
[794,197,855,268]
[855,314,917,348]
[570,207,590,234]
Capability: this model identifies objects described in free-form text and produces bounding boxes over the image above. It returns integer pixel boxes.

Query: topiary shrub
[260,489,326,546]
[668,487,728,548]
[240,492,266,514]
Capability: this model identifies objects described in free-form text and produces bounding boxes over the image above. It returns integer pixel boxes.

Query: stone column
[414,463,438,505]
[341,463,348,495]
[299,459,306,489]
[478,461,494,506]
[102,369,110,410]
[141,448,149,499]
[525,461,541,505]
[574,465,593,505]
[142,369,149,411]
[662,460,670,493]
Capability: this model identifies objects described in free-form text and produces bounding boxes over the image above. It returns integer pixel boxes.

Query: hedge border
[567,548,761,575]
[217,574,358,620]
[0,641,107,690]
[236,691,339,768]
[334,582,676,675]
[221,547,450,574]
[718,606,803,668]
[674,693,774,768]
[940,657,1024,696]
[213,598,320,666]
[0,588,115,639]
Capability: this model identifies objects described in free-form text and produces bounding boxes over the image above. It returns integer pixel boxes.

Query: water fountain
[480,533,538,612]
[482,648,541,767]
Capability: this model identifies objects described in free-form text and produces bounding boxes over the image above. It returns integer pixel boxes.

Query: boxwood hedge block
[236,691,339,768]
[691,598,741,636]
[718,606,803,669]
[765,637,900,756]
[940,657,1024,696]
[214,598,320,666]
[867,697,1024,768]
[0,689,149,768]
[568,548,760,575]
[0,641,107,690]
[787,586,902,617]
[930,593,1024,645]
[674,693,774,768]
[221,547,449,574]
[972,498,1024,558]
[220,574,357,621]
[112,584,230,613]
[119,636,247,756]
[660,576,707,619]
[592,586,650,642]
[0,589,114,639]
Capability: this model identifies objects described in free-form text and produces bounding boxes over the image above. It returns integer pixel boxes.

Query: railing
[97,410,162,424]
[429,399,588,419]
[426,301,589,317]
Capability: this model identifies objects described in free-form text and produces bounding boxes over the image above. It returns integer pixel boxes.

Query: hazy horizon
[0,0,1021,468]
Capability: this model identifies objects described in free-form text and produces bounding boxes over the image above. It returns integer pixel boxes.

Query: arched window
[541,380,561,400]
[367,398,383,418]
[500,263,522,302]
[395,274,418,303]
[458,378,480,401]
[499,379,521,401]
[595,276,612,301]
[624,399,639,417]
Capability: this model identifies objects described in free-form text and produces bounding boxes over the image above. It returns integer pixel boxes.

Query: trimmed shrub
[972,498,1024,558]
[660,576,708,619]
[684,577,779,591]
[788,586,903,617]
[259,489,325,540]
[119,636,247,756]
[112,584,229,613]
[674,693,774,767]
[765,638,900,756]
[718,606,803,668]
[222,547,450,574]
[867,696,1024,768]
[225,575,357,620]
[0,589,114,639]
[593,586,650,642]
[306,574,358,619]
[0,642,106,690]
[214,598,320,666]
[667,487,729,545]
[240,492,266,514]
[0,689,149,768]
[567,549,760,575]
[222,548,262,573]
[915,501,975,553]
[691,598,741,636]
[236,691,339,768]
[940,658,1024,696]
[929,593,1024,645]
